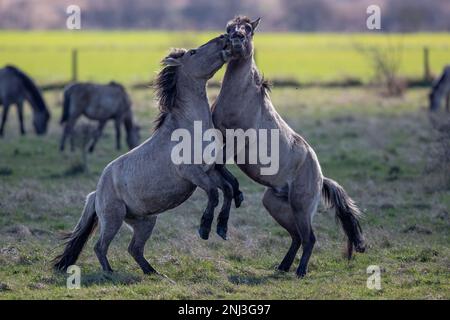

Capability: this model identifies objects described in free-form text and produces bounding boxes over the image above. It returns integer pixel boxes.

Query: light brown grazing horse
[429,65,450,112]
[0,65,50,136]
[60,81,140,153]
[212,16,366,278]
[54,35,239,275]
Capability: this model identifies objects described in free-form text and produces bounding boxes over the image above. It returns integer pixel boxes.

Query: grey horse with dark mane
[211,16,366,278]
[0,65,50,136]
[60,81,140,152]
[53,35,240,275]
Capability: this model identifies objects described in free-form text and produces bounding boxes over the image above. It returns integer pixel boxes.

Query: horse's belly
[124,180,197,216]
[84,105,117,120]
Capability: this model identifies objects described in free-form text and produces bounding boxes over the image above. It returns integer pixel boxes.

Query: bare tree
[355,41,406,96]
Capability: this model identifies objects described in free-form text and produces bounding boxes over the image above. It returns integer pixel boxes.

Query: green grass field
[0,31,449,84]
[0,86,449,299]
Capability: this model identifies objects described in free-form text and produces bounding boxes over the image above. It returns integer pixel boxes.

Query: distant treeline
[1,0,450,32]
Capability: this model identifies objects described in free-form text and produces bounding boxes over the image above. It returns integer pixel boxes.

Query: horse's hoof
[234,192,244,208]
[216,226,228,240]
[296,268,307,278]
[277,264,290,272]
[198,227,210,240]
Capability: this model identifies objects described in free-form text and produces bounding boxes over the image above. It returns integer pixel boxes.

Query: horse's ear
[163,57,182,67]
[251,18,261,32]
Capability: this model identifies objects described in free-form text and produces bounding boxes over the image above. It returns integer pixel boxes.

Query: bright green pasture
[0,31,449,84]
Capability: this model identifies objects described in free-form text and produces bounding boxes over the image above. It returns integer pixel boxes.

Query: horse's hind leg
[16,101,25,135]
[125,216,158,274]
[216,164,244,208]
[0,103,11,137]
[60,116,79,151]
[208,169,233,240]
[88,120,107,153]
[290,182,321,278]
[263,188,301,272]
[94,200,126,272]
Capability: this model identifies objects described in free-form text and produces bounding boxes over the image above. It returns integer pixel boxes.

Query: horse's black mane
[227,15,251,28]
[253,69,271,97]
[5,65,49,115]
[153,48,186,131]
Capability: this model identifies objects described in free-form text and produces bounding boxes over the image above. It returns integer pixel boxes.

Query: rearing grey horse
[53,35,238,275]
[0,65,50,136]
[212,16,366,278]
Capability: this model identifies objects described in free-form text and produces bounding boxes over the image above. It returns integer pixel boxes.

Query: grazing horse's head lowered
[226,16,261,59]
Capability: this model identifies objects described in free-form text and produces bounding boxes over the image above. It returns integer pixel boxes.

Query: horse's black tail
[322,177,366,259]
[6,65,49,118]
[53,192,98,271]
[61,85,75,124]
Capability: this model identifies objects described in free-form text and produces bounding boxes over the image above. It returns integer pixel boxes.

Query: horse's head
[126,124,141,150]
[33,109,50,135]
[226,16,260,59]
[429,91,440,111]
[162,35,232,81]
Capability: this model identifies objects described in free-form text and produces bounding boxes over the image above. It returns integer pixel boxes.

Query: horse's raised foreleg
[125,216,158,274]
[88,120,107,153]
[0,103,11,137]
[208,169,233,240]
[178,166,219,240]
[262,188,301,272]
[16,101,25,135]
[216,164,244,208]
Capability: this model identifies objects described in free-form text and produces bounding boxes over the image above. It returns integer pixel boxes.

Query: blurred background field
[0,31,449,84]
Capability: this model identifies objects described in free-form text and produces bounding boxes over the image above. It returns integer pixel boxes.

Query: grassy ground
[0,86,448,299]
[0,31,449,83]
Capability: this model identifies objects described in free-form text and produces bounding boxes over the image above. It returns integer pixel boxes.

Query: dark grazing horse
[0,65,50,136]
[429,65,450,112]
[60,81,140,153]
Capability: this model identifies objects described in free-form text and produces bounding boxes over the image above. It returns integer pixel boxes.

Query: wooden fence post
[423,47,431,82]
[71,48,78,82]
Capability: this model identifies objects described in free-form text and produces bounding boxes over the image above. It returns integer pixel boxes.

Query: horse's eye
[245,24,252,33]
[190,50,197,55]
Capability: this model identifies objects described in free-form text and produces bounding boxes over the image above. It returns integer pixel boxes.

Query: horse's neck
[173,76,212,127]
[217,55,266,124]
[435,69,450,94]
[223,56,257,92]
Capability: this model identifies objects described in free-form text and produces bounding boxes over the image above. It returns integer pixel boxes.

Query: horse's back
[0,68,25,103]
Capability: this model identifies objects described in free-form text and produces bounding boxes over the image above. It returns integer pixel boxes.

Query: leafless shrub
[355,41,406,96]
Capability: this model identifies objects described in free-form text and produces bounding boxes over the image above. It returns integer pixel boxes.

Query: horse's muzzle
[221,49,232,62]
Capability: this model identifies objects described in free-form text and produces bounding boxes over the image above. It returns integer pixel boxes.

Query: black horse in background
[0,65,50,137]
